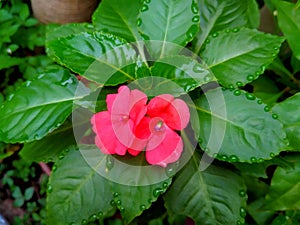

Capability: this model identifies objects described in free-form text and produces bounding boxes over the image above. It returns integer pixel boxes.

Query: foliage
[1,0,300,224]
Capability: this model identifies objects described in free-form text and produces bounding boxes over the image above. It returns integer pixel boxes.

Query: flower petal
[146,125,183,167]
[147,94,190,130]
[91,111,127,155]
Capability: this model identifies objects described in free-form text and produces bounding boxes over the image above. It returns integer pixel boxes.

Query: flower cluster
[91,86,190,167]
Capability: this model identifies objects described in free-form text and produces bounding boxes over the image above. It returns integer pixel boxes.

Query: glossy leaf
[148,56,214,96]
[192,88,288,162]
[200,28,284,88]
[273,93,300,149]
[193,0,260,54]
[47,146,116,224]
[164,152,247,225]
[0,68,87,143]
[273,0,300,60]
[47,32,137,86]
[265,155,300,210]
[92,0,142,42]
[79,145,173,224]
[138,0,199,58]
[20,120,77,162]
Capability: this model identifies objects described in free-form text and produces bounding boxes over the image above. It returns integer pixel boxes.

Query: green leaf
[147,56,214,96]
[46,23,95,60]
[47,32,137,85]
[79,145,173,224]
[0,68,88,143]
[273,0,300,60]
[265,155,300,210]
[200,28,284,88]
[24,187,35,201]
[92,0,142,43]
[273,93,300,150]
[193,0,260,54]
[0,55,23,70]
[47,146,116,224]
[138,0,200,58]
[20,121,77,162]
[192,88,288,162]
[164,152,247,225]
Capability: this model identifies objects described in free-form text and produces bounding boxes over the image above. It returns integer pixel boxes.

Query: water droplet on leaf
[191,1,199,14]
[250,157,257,163]
[247,75,254,81]
[272,113,278,119]
[140,204,146,211]
[81,219,87,225]
[58,154,65,160]
[153,188,163,197]
[212,32,219,38]
[52,165,57,172]
[141,4,149,12]
[162,182,168,188]
[119,206,125,212]
[245,93,256,100]
[233,90,241,96]
[270,152,275,157]
[192,15,200,22]
[106,156,114,170]
[89,214,97,222]
[232,28,240,32]
[116,200,121,206]
[240,207,246,218]
[97,211,103,218]
[229,155,239,162]
[110,200,116,206]
[137,18,142,26]
[47,185,53,193]
[264,106,270,112]
[205,39,210,44]
[113,192,119,197]
[236,81,243,87]
[257,99,262,104]
[239,190,246,197]
[186,24,198,39]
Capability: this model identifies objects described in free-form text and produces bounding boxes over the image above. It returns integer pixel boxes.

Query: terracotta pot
[30,0,99,24]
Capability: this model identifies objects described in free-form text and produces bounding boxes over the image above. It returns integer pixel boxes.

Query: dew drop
[240,207,247,218]
[162,182,168,188]
[270,152,275,157]
[97,211,103,218]
[186,24,198,39]
[258,158,264,163]
[148,198,152,204]
[204,75,212,82]
[140,204,146,211]
[110,200,116,206]
[116,200,122,206]
[228,84,234,91]
[113,192,119,197]
[233,90,241,96]
[141,4,149,12]
[58,153,65,160]
[239,190,246,197]
[250,157,257,163]
[106,156,114,170]
[273,46,279,50]
[34,134,39,140]
[212,32,219,38]
[165,167,175,177]
[247,75,254,81]
[255,71,261,76]
[52,165,57,172]
[232,27,240,33]
[245,93,256,101]
[38,74,45,79]
[221,155,228,161]
[229,155,239,162]
[64,148,70,153]
[153,188,164,197]
[236,220,242,225]
[81,219,87,225]
[144,0,151,3]
[137,18,142,26]
[236,81,243,87]
[191,1,199,14]
[272,52,277,57]
[192,15,200,22]
[89,214,97,222]
[47,185,53,193]
[225,29,230,33]
[7,94,14,101]
[272,113,279,119]
[257,99,262,104]
[205,39,210,44]
[264,106,270,112]
[119,206,125,212]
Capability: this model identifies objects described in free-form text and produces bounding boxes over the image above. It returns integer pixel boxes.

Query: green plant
[1,0,300,224]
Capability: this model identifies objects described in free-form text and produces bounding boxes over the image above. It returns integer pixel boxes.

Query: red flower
[129,94,190,167]
[91,86,190,167]
[91,86,147,155]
